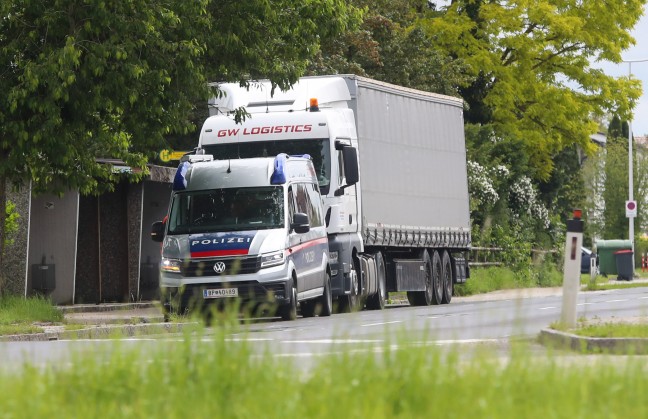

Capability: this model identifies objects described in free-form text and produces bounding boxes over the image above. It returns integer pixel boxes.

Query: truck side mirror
[291,212,310,234]
[342,146,359,185]
[151,221,165,242]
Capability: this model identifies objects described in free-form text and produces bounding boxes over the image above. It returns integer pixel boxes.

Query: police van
[151,153,332,320]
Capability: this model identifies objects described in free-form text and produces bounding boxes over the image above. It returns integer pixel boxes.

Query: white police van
[151,153,332,320]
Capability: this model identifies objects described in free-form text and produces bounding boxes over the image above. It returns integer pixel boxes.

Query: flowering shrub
[509,176,550,229]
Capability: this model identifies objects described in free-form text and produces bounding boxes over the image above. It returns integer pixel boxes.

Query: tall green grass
[457,262,563,296]
[0,295,63,325]
[0,326,647,417]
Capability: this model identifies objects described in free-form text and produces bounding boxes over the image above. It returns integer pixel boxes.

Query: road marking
[361,321,403,327]
[538,307,557,310]
[605,299,629,303]
[577,302,594,306]
[282,339,383,344]
[640,296,648,299]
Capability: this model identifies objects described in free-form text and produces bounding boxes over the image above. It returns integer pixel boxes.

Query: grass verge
[0,295,63,335]
[0,325,647,417]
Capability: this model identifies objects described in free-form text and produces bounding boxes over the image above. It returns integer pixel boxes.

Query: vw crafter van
[151,153,332,320]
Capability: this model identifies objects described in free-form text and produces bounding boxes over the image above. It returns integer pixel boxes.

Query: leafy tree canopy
[0,0,358,290]
[422,0,645,179]
[307,0,469,96]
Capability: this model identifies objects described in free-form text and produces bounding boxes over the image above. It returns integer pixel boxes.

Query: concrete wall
[2,164,176,304]
[27,193,79,304]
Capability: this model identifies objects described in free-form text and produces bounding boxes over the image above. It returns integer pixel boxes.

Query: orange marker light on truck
[309,98,319,112]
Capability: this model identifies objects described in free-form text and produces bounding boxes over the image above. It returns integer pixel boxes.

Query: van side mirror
[291,212,310,234]
[151,221,165,242]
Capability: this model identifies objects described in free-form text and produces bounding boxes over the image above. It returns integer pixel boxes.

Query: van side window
[288,186,296,222]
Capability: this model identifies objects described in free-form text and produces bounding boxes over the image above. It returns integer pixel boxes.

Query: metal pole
[628,62,634,255]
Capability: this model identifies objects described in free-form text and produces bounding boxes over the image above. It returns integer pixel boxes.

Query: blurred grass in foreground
[0,324,647,417]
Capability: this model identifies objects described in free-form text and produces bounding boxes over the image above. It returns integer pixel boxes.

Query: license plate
[203,288,238,299]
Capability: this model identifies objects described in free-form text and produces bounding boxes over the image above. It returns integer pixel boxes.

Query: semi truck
[196,75,471,312]
[151,154,332,320]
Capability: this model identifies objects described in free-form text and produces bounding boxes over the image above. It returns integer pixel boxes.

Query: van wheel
[278,279,297,321]
[319,271,333,316]
[366,252,386,310]
[441,251,453,304]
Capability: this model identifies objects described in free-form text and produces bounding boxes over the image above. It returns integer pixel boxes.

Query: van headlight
[261,251,285,268]
[161,258,182,273]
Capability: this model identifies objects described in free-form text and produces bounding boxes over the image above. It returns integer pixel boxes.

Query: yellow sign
[159,150,189,162]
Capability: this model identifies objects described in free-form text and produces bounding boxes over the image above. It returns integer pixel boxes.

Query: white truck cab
[151,153,332,320]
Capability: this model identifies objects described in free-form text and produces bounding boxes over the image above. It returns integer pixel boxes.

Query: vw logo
[213,262,226,274]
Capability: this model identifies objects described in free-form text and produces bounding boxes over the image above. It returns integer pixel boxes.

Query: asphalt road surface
[2,286,648,371]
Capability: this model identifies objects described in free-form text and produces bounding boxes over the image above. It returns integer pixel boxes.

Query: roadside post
[561,209,584,328]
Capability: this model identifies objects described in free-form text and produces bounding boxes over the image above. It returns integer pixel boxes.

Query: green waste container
[614,249,634,281]
[595,239,632,276]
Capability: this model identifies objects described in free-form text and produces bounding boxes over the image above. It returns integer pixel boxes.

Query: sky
[597,11,648,136]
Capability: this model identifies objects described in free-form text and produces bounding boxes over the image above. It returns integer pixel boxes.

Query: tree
[307,0,468,95]
[0,0,358,294]
[422,0,645,180]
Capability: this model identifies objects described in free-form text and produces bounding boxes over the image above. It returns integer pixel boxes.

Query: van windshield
[203,139,331,194]
[167,187,284,234]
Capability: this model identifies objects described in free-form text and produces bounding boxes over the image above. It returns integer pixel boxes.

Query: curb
[538,328,648,355]
[0,322,198,342]
[56,302,158,314]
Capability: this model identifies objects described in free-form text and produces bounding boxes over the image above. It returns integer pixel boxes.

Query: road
[2,286,648,371]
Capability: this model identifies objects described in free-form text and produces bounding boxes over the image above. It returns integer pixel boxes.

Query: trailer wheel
[431,250,443,305]
[338,256,361,312]
[441,251,453,304]
[407,250,433,306]
[366,252,386,310]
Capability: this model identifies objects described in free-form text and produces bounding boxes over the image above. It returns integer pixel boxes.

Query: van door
[287,184,323,293]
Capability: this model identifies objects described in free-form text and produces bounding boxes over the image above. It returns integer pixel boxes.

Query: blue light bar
[173,161,190,191]
[270,153,288,184]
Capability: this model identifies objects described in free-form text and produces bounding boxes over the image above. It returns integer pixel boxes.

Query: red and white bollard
[561,209,583,328]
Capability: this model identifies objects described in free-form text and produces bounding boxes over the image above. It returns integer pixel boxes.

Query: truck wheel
[441,251,453,304]
[338,258,360,312]
[407,250,434,306]
[366,252,386,310]
[278,278,297,321]
[431,250,443,305]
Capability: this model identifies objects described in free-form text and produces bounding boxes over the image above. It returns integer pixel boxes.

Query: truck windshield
[167,187,284,234]
[203,139,331,194]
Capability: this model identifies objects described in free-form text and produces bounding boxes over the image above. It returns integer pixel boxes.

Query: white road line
[640,296,648,299]
[577,302,594,306]
[361,321,403,327]
[282,339,383,344]
[538,307,557,310]
[605,299,629,303]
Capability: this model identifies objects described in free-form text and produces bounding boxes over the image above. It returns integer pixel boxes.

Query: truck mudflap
[453,257,469,283]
